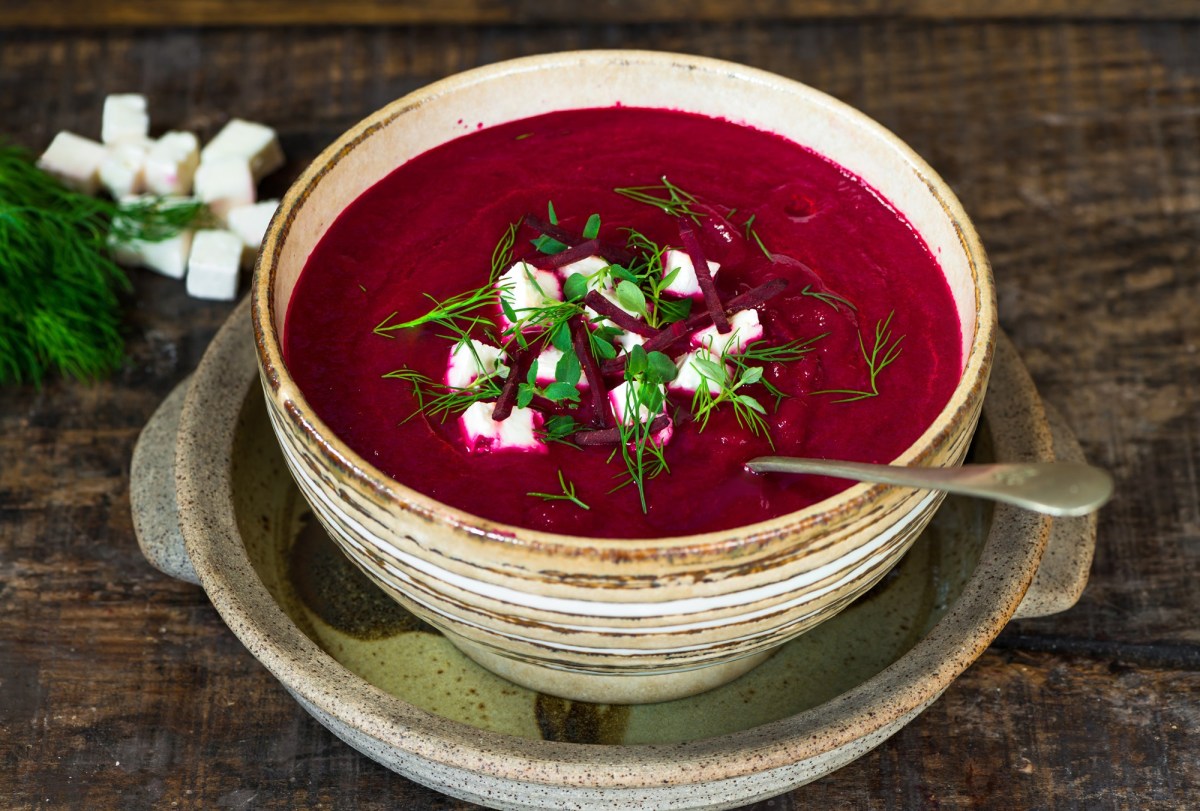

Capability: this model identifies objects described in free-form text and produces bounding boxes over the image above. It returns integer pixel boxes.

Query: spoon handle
[745,458,1114,517]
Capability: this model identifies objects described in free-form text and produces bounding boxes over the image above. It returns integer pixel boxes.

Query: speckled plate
[131,298,1096,809]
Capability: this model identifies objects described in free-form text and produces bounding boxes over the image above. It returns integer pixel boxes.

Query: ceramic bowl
[251,50,997,703]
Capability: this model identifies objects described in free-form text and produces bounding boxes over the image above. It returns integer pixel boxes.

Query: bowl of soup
[252,50,996,704]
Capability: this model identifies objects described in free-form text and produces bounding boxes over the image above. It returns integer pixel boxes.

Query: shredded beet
[573,415,671,446]
[491,347,535,422]
[569,315,611,427]
[524,215,633,266]
[583,291,657,337]
[598,278,788,376]
[678,218,730,334]
[528,238,600,271]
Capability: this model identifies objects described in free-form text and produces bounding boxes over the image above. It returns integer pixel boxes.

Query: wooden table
[2,4,1197,809]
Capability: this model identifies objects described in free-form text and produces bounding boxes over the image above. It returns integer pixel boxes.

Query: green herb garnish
[0,143,204,385]
[800,284,856,313]
[527,469,590,510]
[813,311,904,402]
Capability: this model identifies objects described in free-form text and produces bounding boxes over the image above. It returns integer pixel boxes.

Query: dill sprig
[800,284,856,313]
[0,142,204,385]
[382,367,505,422]
[813,310,905,402]
[527,469,590,510]
[609,345,675,511]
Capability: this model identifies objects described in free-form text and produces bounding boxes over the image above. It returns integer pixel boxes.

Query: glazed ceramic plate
[132,299,1095,807]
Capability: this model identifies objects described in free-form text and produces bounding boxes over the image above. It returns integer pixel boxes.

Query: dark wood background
[1,3,1197,809]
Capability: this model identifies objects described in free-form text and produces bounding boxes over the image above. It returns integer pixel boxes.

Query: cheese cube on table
[193,157,256,221]
[186,229,242,300]
[111,230,193,280]
[661,248,720,298]
[446,340,505,388]
[101,94,150,144]
[200,119,284,182]
[99,140,150,198]
[225,199,279,267]
[691,309,763,357]
[670,349,725,395]
[144,131,200,195]
[460,402,544,453]
[37,131,107,194]
[496,261,562,327]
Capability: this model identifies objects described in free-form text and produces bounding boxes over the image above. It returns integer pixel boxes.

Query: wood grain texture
[1,0,1200,28]
[1,15,1198,811]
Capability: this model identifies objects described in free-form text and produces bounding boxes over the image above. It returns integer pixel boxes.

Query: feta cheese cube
[608,380,666,426]
[615,330,645,356]
[186,229,242,300]
[111,230,193,279]
[460,402,545,453]
[99,140,150,198]
[497,261,562,326]
[200,119,284,182]
[225,200,279,267]
[560,254,610,283]
[144,131,200,195]
[101,94,150,145]
[532,346,589,388]
[670,349,725,395]
[446,340,505,388]
[662,248,720,298]
[37,131,107,194]
[193,157,256,221]
[691,309,763,356]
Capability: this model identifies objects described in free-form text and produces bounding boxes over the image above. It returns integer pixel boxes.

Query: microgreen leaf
[563,272,588,301]
[646,350,678,384]
[555,348,582,386]
[543,381,582,402]
[615,280,647,318]
[583,213,601,239]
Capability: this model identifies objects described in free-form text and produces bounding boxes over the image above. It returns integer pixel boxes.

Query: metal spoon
[744,457,1114,517]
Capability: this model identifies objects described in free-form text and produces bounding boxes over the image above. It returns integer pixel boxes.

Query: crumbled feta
[608,379,666,426]
[101,94,150,145]
[446,340,505,388]
[615,330,645,356]
[185,229,242,300]
[691,309,763,356]
[661,248,720,298]
[533,347,563,385]
[559,254,610,284]
[193,157,256,221]
[200,119,285,182]
[460,402,545,453]
[37,131,107,194]
[111,230,194,279]
[144,131,200,196]
[497,261,562,326]
[670,349,725,395]
[99,140,150,199]
[225,200,279,267]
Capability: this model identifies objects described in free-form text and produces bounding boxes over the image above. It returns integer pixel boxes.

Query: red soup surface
[284,107,962,539]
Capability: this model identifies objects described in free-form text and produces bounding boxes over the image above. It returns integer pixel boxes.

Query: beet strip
[524,215,634,267]
[573,415,671,446]
[598,278,788,376]
[569,315,611,427]
[528,238,600,271]
[583,291,657,337]
[491,347,535,422]
[678,218,730,334]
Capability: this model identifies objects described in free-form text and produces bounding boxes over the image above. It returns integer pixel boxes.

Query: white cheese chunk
[101,94,150,145]
[533,347,563,385]
[185,229,242,300]
[225,199,279,267]
[497,261,562,326]
[615,330,645,356]
[99,140,150,199]
[560,254,610,284]
[37,131,107,194]
[691,309,763,357]
[193,157,256,221]
[200,119,284,182]
[111,230,193,279]
[446,340,505,388]
[662,248,720,298]
[608,379,666,426]
[670,349,725,395]
[144,131,200,196]
[460,402,544,453]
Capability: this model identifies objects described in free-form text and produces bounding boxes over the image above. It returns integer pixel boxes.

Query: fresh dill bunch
[0,141,205,385]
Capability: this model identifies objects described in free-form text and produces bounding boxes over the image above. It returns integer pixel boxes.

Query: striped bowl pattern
[251,51,996,704]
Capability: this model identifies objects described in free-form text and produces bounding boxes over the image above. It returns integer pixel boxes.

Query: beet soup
[284,107,962,538]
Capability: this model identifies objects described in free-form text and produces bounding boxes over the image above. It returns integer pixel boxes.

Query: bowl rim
[180,296,1052,788]
[252,48,997,556]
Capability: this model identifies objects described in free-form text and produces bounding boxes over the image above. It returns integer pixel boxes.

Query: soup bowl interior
[252,50,995,703]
